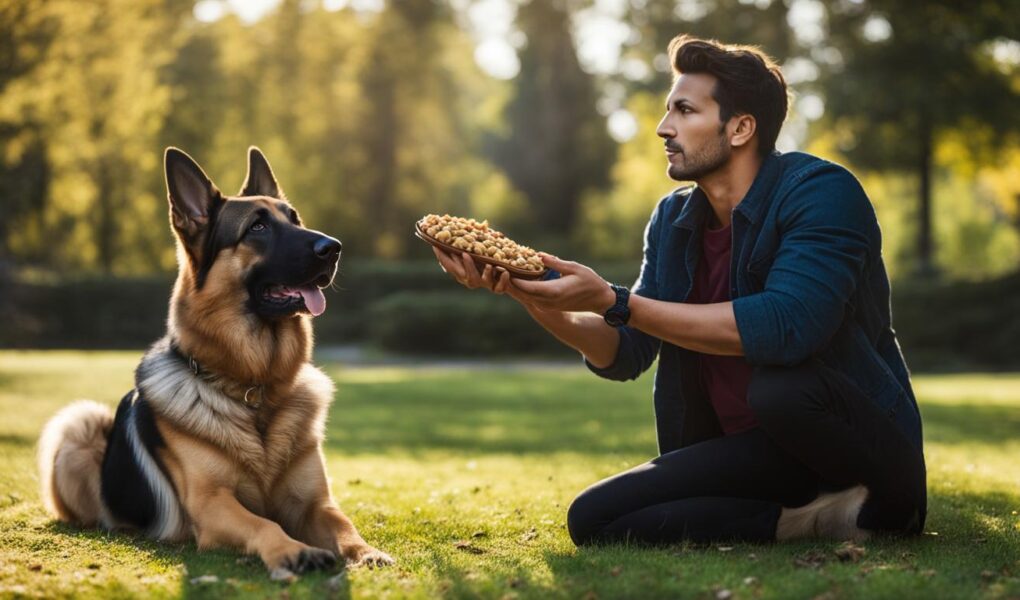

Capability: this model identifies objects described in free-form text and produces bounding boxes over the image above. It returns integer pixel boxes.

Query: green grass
[0,351,1018,599]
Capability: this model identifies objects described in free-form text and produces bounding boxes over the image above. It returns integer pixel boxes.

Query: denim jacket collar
[671,151,783,230]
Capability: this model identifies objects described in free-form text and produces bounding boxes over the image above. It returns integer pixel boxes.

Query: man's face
[656,73,731,181]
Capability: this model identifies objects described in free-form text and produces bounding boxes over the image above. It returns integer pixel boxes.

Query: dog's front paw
[345,545,395,568]
[267,544,338,579]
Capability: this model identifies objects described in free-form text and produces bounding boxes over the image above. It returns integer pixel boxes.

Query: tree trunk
[1015,193,1020,272]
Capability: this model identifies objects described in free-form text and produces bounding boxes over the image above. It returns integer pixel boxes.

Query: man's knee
[566,487,607,547]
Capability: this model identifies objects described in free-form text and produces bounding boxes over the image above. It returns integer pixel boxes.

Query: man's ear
[165,147,223,263]
[729,114,757,150]
[239,146,284,199]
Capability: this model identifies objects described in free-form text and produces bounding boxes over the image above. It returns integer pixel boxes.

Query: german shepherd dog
[38,147,393,578]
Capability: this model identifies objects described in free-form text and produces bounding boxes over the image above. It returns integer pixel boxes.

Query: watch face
[605,311,624,327]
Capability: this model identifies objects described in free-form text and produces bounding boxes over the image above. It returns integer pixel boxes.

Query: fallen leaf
[453,540,485,554]
[471,530,488,538]
[743,576,759,586]
[190,575,220,585]
[834,542,866,563]
[520,528,538,542]
[717,546,734,552]
[27,564,41,572]
[714,587,733,599]
[610,566,622,577]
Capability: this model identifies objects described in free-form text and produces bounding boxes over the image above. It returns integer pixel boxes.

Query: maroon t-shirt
[687,222,759,435]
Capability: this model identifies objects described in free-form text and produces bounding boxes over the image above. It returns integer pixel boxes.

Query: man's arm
[432,248,658,377]
[510,256,741,355]
[732,168,876,365]
[511,167,876,364]
[628,296,742,356]
[513,302,619,369]
[431,197,670,379]
[431,248,618,367]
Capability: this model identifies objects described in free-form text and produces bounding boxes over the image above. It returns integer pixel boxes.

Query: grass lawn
[0,351,1018,599]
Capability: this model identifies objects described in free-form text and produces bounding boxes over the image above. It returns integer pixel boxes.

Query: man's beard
[666,134,731,181]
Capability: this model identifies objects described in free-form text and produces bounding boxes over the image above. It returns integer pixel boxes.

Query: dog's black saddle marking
[100,389,168,531]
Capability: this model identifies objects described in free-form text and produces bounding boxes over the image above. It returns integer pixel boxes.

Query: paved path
[313,345,584,371]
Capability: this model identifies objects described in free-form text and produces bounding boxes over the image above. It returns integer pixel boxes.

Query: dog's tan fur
[38,400,113,526]
[38,147,391,577]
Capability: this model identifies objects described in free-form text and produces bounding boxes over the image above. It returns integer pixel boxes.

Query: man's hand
[433,246,513,294]
[510,254,617,315]
[433,246,621,365]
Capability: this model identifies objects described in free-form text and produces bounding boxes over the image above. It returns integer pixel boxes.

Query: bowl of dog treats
[415,214,548,280]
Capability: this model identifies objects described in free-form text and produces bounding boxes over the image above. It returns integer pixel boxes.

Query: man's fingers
[512,276,558,298]
[433,246,466,280]
[539,253,577,273]
[493,268,510,294]
[459,252,483,288]
[505,283,537,305]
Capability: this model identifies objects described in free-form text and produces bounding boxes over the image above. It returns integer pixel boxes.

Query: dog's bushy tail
[38,400,114,526]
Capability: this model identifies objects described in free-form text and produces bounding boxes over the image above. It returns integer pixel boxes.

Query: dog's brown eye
[250,221,266,232]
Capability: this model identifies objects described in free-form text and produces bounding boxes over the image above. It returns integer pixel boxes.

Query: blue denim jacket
[587,151,923,455]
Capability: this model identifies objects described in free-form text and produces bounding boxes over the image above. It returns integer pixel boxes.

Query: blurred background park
[1,0,1019,370]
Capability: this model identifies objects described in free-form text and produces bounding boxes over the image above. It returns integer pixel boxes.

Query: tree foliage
[818,0,1020,276]
[0,0,1017,279]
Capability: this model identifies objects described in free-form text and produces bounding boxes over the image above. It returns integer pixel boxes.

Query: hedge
[2,263,1017,371]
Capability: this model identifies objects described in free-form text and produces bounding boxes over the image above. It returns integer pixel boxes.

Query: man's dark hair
[668,35,789,157]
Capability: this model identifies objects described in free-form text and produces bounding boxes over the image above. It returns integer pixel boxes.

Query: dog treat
[420,213,546,273]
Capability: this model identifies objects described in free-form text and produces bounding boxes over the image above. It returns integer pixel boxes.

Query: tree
[487,0,616,241]
[819,0,1020,277]
[0,0,58,268]
[622,0,795,94]
[0,0,189,273]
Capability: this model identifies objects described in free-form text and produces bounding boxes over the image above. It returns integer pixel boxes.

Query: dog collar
[169,342,265,409]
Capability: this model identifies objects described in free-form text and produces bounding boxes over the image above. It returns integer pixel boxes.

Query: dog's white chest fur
[137,348,333,495]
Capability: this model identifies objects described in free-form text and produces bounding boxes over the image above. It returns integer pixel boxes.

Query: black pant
[567,361,927,545]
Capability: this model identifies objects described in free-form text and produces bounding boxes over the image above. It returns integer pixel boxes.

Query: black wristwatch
[603,284,631,327]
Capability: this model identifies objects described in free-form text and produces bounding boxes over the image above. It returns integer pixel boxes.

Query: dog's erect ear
[239,146,284,199]
[165,147,223,263]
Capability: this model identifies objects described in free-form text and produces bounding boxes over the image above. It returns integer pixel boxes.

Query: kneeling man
[433,35,926,545]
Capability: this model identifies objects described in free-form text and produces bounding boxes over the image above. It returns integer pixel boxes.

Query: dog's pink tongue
[299,287,326,317]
